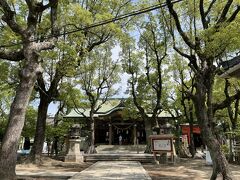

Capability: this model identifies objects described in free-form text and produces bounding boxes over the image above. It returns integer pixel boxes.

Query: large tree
[0,1,58,179]
[30,0,132,162]
[169,54,197,157]
[165,0,240,179]
[75,44,121,154]
[122,9,169,152]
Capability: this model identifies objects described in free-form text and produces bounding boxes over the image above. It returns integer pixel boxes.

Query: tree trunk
[189,106,196,157]
[50,136,59,156]
[202,123,232,180]
[53,136,59,156]
[228,136,234,163]
[87,116,96,154]
[194,79,233,179]
[0,57,40,179]
[30,97,50,163]
[144,118,152,153]
[175,120,181,155]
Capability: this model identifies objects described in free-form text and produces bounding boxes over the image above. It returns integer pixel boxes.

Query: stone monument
[64,124,84,162]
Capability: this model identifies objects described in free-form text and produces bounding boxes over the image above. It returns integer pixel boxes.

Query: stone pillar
[65,139,83,162]
[64,124,84,162]
[109,123,112,145]
[133,124,137,145]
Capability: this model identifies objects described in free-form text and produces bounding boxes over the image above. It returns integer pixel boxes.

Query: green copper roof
[65,99,173,118]
[65,99,123,118]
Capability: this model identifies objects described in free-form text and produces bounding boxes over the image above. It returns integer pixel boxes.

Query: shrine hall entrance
[112,123,133,145]
[95,120,146,145]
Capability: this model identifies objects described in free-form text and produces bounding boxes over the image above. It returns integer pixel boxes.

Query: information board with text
[153,139,172,151]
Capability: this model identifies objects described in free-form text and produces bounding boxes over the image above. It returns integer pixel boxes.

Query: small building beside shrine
[180,124,203,148]
[65,99,175,146]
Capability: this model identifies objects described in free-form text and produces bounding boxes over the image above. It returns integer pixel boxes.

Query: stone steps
[95,145,146,154]
[84,153,154,163]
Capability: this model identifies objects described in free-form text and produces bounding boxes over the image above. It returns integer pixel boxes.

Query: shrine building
[65,99,174,146]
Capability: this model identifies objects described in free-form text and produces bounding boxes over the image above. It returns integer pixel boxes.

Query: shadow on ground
[143,158,240,180]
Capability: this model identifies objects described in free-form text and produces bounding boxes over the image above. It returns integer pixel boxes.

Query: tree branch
[173,45,199,74]
[0,49,24,61]
[166,0,196,50]
[227,5,240,22]
[87,33,112,52]
[199,0,208,29]
[204,0,217,17]
[36,73,47,94]
[50,0,59,36]
[0,0,25,35]
[35,39,56,51]
[213,89,240,113]
[42,0,58,11]
[217,0,233,24]
[47,67,63,99]
[127,48,146,118]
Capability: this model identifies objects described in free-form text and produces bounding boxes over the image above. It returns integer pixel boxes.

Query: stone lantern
[160,122,173,134]
[69,124,81,139]
[64,124,84,162]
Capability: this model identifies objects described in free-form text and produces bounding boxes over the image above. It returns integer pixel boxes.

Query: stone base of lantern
[64,139,84,162]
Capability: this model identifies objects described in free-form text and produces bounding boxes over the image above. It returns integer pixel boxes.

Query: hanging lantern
[126,130,128,134]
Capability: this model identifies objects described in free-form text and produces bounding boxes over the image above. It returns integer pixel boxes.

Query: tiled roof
[219,56,240,78]
[65,99,122,118]
[65,99,173,118]
[220,56,240,70]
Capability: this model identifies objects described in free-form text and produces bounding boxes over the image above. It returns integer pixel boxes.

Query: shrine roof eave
[219,63,240,79]
[64,106,125,118]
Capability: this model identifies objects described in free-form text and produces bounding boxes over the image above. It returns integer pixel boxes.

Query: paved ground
[69,161,151,180]
[16,157,240,180]
[17,171,76,179]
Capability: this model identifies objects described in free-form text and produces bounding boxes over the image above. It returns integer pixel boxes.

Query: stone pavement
[68,161,152,180]
[16,170,77,179]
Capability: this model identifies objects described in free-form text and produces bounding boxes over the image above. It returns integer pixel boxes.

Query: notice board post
[149,134,175,164]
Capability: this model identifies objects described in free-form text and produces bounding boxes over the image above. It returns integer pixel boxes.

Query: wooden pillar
[133,124,137,145]
[109,123,112,145]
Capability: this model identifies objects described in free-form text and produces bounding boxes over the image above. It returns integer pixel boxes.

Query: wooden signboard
[149,134,175,163]
[152,139,172,151]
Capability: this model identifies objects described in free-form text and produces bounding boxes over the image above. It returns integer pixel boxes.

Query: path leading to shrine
[16,157,240,179]
[69,161,151,180]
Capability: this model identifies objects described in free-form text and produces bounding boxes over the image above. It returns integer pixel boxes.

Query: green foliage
[221,144,230,156]
[0,62,14,140]
[76,43,121,109]
[0,116,7,141]
[45,117,75,142]
[0,61,10,81]
[122,98,141,120]
[21,107,38,138]
[58,82,87,109]
[37,0,131,115]
[201,20,240,57]
[0,1,27,50]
